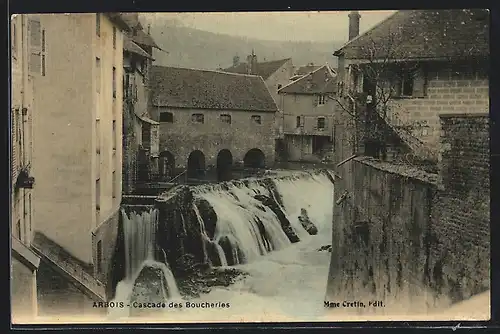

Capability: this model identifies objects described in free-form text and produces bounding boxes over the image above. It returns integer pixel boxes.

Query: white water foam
[110,172,336,321]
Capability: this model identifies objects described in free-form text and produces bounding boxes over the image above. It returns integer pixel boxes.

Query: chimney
[348,11,361,41]
[246,55,253,74]
[246,50,258,75]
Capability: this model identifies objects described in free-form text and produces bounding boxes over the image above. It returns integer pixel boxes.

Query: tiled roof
[223,58,292,80]
[334,9,489,60]
[124,36,154,59]
[120,12,159,49]
[150,66,278,112]
[279,64,337,95]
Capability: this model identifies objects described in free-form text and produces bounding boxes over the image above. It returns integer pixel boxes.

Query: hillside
[143,17,342,71]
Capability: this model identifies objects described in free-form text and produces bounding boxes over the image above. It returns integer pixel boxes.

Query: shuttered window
[28,18,43,75]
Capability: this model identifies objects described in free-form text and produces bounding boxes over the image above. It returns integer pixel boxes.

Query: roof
[223,58,291,80]
[334,9,489,60]
[12,237,40,271]
[294,64,322,76]
[124,36,154,60]
[151,66,279,112]
[136,113,160,125]
[120,13,160,49]
[105,13,132,32]
[279,64,337,95]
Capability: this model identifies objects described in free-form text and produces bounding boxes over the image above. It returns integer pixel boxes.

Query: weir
[108,170,335,317]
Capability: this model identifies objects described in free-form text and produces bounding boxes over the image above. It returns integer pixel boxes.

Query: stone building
[223,53,294,140]
[31,13,129,294]
[333,9,489,163]
[120,13,160,194]
[277,64,338,162]
[149,66,278,182]
[327,9,490,313]
[10,14,41,323]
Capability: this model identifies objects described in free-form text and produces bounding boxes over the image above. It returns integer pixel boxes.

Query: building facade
[150,66,278,182]
[121,13,160,194]
[10,14,41,323]
[31,13,128,281]
[334,9,489,163]
[278,64,338,162]
[223,53,294,139]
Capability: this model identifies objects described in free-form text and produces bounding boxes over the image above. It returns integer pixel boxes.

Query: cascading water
[110,171,335,321]
[108,207,180,319]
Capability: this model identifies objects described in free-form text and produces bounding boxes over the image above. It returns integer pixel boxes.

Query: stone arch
[159,151,175,182]
[216,149,233,181]
[187,150,206,179]
[243,148,266,168]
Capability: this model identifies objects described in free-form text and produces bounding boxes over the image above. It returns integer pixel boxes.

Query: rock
[129,265,170,317]
[177,266,247,298]
[253,195,300,243]
[298,208,318,235]
[194,198,217,239]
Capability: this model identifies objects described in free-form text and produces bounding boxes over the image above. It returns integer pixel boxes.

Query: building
[327,10,490,308]
[10,14,41,322]
[149,66,278,182]
[31,13,129,290]
[120,13,160,194]
[277,64,338,162]
[223,53,294,140]
[333,9,489,163]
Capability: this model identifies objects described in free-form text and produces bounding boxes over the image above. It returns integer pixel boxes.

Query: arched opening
[216,149,233,181]
[187,150,206,179]
[243,148,265,169]
[159,151,175,182]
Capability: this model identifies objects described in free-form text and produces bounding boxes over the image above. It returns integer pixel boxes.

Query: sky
[145,11,396,43]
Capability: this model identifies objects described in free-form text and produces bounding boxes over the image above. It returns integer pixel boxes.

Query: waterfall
[108,207,180,319]
[192,172,334,267]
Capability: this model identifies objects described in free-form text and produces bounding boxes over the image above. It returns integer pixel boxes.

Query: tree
[329,28,436,166]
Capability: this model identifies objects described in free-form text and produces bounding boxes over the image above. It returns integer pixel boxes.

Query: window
[41,29,46,76]
[12,21,17,58]
[16,219,21,240]
[112,67,116,98]
[95,57,101,93]
[96,14,100,37]
[401,71,414,96]
[28,18,42,74]
[318,95,326,105]
[251,115,262,125]
[96,240,102,273]
[112,120,116,152]
[317,117,326,130]
[95,119,101,154]
[96,178,101,212]
[112,171,116,198]
[112,26,117,49]
[296,116,301,128]
[191,113,204,124]
[160,112,173,123]
[220,114,231,124]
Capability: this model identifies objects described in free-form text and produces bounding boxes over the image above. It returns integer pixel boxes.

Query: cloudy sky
[146,10,396,42]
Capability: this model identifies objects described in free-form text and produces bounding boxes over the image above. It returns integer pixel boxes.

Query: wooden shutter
[28,17,42,75]
[11,108,19,181]
[312,95,318,107]
[412,66,427,98]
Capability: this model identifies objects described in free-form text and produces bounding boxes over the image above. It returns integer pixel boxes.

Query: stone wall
[150,107,276,169]
[327,158,443,314]
[326,112,490,311]
[428,114,490,302]
[92,208,120,299]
